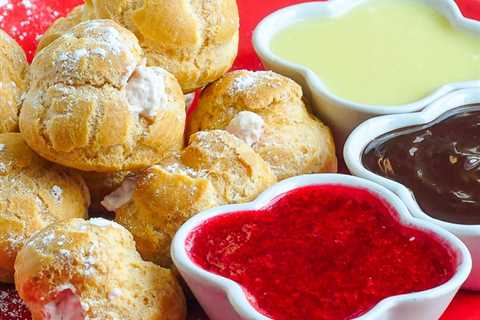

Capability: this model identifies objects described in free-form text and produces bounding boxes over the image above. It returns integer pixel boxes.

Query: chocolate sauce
[363,105,480,225]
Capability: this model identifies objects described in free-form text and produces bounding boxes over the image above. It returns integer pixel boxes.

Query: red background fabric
[0,0,479,319]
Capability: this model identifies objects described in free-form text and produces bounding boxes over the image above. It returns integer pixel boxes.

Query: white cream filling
[101,177,138,212]
[226,111,265,147]
[43,287,84,320]
[125,66,168,120]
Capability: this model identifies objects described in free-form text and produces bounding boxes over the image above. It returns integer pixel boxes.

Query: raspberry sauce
[187,185,456,320]
[0,0,82,62]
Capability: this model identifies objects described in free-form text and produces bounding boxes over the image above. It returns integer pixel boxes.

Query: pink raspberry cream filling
[187,185,457,320]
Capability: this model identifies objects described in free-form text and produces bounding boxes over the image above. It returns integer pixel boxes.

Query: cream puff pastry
[20,20,186,172]
[15,218,186,320]
[107,130,277,266]
[188,70,338,180]
[0,133,89,283]
[0,29,28,133]
[37,0,240,93]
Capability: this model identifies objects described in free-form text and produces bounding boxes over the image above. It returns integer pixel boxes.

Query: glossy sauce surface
[363,105,480,224]
[187,185,456,320]
[271,0,480,105]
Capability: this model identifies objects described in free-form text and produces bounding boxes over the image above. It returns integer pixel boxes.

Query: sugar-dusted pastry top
[20,19,186,172]
[0,29,28,134]
[109,130,277,266]
[0,133,90,283]
[14,218,186,320]
[37,0,240,93]
[188,70,338,180]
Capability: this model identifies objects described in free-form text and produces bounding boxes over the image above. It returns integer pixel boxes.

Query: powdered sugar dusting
[55,46,111,74]
[53,20,139,82]
[25,228,55,250]
[229,71,278,95]
[91,47,106,57]
[80,242,97,277]
[84,21,139,74]
[84,23,129,55]
[5,233,24,251]
[162,163,207,179]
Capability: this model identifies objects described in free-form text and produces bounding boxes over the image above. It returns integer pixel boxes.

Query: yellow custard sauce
[270,0,480,106]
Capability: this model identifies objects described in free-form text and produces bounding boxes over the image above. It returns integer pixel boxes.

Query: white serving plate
[344,88,480,290]
[172,174,471,320]
[252,0,480,146]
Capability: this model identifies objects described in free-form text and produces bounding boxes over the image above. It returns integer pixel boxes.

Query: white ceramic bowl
[253,0,480,145]
[344,88,480,290]
[172,174,471,320]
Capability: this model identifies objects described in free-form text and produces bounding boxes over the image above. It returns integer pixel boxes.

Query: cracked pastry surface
[0,133,90,283]
[20,20,186,172]
[188,70,338,180]
[109,130,277,266]
[14,218,186,320]
[0,29,28,134]
[37,0,240,93]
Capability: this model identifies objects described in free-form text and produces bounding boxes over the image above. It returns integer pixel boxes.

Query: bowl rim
[252,0,480,114]
[344,87,480,236]
[172,174,472,320]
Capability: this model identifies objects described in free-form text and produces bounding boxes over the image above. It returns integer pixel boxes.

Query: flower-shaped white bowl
[172,174,471,320]
[344,88,480,290]
[253,0,480,146]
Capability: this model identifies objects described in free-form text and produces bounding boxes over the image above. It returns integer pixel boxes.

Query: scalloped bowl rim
[172,174,472,320]
[252,0,480,114]
[344,88,480,236]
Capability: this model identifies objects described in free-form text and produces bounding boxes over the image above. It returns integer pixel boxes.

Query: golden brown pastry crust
[0,133,90,283]
[15,218,186,320]
[37,0,240,93]
[187,70,338,180]
[0,29,28,133]
[20,20,186,172]
[114,130,277,266]
[115,167,220,267]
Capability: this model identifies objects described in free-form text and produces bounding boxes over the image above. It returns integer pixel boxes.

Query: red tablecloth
[0,0,479,319]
